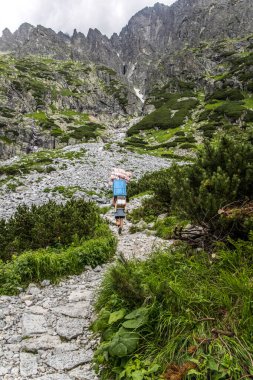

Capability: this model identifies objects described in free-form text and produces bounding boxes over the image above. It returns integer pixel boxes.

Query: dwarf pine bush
[169,130,253,237]
[128,129,253,240]
[0,199,102,261]
[0,200,116,295]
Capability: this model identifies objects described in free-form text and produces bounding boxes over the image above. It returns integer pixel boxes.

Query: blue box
[113,179,127,196]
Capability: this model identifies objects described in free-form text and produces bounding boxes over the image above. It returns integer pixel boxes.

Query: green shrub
[128,169,172,206]
[174,131,185,136]
[51,128,63,137]
[93,239,253,379]
[246,80,253,92]
[39,118,58,130]
[169,130,253,237]
[149,82,194,109]
[126,137,148,147]
[129,129,253,240]
[173,136,196,144]
[198,109,211,122]
[214,101,245,121]
[128,197,167,224]
[0,106,15,118]
[69,122,103,141]
[179,142,196,149]
[245,109,253,122]
[0,199,102,261]
[206,88,244,101]
[127,97,199,136]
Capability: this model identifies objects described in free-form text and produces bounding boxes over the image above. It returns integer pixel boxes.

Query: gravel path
[0,143,172,219]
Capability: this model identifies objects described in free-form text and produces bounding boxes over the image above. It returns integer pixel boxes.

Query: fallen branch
[211,328,235,337]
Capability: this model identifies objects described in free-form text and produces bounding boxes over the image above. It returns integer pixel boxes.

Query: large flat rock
[45,349,92,370]
[51,301,90,318]
[56,316,86,340]
[21,335,61,352]
[20,352,38,377]
[22,313,47,336]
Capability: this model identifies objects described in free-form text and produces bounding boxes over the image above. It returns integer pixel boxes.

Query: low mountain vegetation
[0,199,116,294]
[0,55,132,158]
[93,239,253,380]
[94,126,253,379]
[124,37,253,158]
[0,147,86,180]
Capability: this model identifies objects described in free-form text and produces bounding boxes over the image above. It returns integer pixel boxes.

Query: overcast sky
[0,0,176,38]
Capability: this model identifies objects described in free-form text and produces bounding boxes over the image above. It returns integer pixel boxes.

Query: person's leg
[118,218,123,234]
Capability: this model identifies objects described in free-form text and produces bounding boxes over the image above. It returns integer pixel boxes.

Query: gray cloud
[0,0,176,37]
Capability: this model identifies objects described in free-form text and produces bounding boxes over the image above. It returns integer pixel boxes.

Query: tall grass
[93,238,253,379]
[0,233,116,295]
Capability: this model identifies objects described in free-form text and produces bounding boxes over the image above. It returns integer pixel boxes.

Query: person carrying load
[110,168,132,234]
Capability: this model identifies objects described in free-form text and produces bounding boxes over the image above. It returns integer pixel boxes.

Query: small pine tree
[169,129,253,237]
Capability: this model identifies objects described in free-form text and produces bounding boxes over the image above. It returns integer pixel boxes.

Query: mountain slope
[0,0,252,158]
[1,0,252,89]
[124,35,253,157]
[0,54,140,158]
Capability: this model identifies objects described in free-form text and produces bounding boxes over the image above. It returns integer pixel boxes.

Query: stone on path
[69,364,99,380]
[52,301,90,318]
[22,313,47,336]
[56,316,86,340]
[68,289,93,302]
[0,366,9,376]
[36,375,71,380]
[20,352,38,376]
[21,335,61,352]
[45,349,92,370]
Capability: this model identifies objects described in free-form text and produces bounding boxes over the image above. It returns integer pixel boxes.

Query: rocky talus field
[0,142,172,380]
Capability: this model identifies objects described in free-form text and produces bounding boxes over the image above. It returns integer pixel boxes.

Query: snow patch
[134,88,145,103]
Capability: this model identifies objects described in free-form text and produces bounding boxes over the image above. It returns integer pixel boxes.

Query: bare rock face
[112,0,253,88]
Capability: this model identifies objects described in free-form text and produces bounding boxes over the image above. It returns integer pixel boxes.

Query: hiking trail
[0,143,172,380]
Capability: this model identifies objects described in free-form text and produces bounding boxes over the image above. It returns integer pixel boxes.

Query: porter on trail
[110,168,132,234]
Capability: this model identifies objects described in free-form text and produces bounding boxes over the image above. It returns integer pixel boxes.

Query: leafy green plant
[93,238,253,379]
[93,306,152,378]
[115,356,160,380]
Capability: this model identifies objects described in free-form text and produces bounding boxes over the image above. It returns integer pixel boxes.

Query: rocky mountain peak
[86,28,108,46]
[0,28,16,50]
[13,22,34,42]
[57,30,71,44]
[1,27,13,39]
